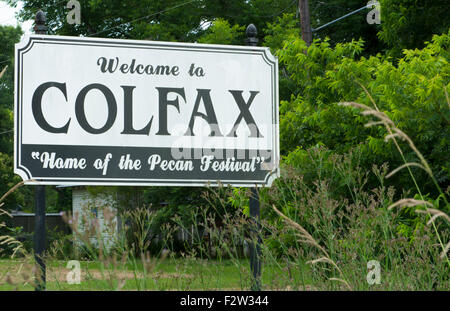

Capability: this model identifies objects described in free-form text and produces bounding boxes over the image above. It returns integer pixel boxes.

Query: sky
[0,1,33,34]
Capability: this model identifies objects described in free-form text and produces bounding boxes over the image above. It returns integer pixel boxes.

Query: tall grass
[340,83,449,266]
[0,173,448,290]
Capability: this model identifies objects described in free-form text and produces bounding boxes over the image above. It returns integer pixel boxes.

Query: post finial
[34,10,47,34]
[245,24,258,47]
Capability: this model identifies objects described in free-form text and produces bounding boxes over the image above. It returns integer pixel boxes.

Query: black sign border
[14,35,279,187]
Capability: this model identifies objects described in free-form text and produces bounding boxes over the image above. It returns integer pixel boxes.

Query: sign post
[245,24,262,291]
[32,10,47,292]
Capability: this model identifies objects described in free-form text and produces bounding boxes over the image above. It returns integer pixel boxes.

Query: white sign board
[14,35,279,187]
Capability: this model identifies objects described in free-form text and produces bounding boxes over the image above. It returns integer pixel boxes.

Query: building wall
[72,189,120,251]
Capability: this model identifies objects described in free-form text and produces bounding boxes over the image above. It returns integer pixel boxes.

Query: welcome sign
[14,35,279,187]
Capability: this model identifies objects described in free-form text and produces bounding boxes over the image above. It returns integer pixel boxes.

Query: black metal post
[33,10,47,292]
[34,185,46,291]
[246,24,262,291]
[249,187,261,291]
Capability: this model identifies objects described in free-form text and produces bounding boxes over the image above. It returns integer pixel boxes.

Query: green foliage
[0,24,22,153]
[0,224,72,259]
[263,13,300,101]
[10,0,294,42]
[276,31,450,195]
[378,0,450,59]
[263,13,299,53]
[0,25,26,209]
[227,188,249,216]
[0,25,22,114]
[198,18,244,45]
[277,37,367,155]
[327,31,450,191]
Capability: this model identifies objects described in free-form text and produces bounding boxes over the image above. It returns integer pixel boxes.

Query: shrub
[277,31,450,196]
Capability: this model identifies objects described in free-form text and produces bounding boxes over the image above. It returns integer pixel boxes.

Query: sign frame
[14,35,279,187]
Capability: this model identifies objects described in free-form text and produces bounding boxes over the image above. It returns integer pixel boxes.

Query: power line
[87,0,199,37]
[312,5,371,33]
[87,0,297,37]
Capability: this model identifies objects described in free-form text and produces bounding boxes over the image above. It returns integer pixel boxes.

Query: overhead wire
[87,0,199,37]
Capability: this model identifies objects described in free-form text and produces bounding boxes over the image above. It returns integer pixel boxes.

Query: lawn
[0,258,313,291]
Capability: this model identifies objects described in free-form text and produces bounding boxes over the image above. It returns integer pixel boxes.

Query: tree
[9,0,294,42]
[309,0,384,55]
[0,25,28,209]
[378,0,450,59]
[277,31,450,195]
[197,18,244,45]
[0,25,22,153]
